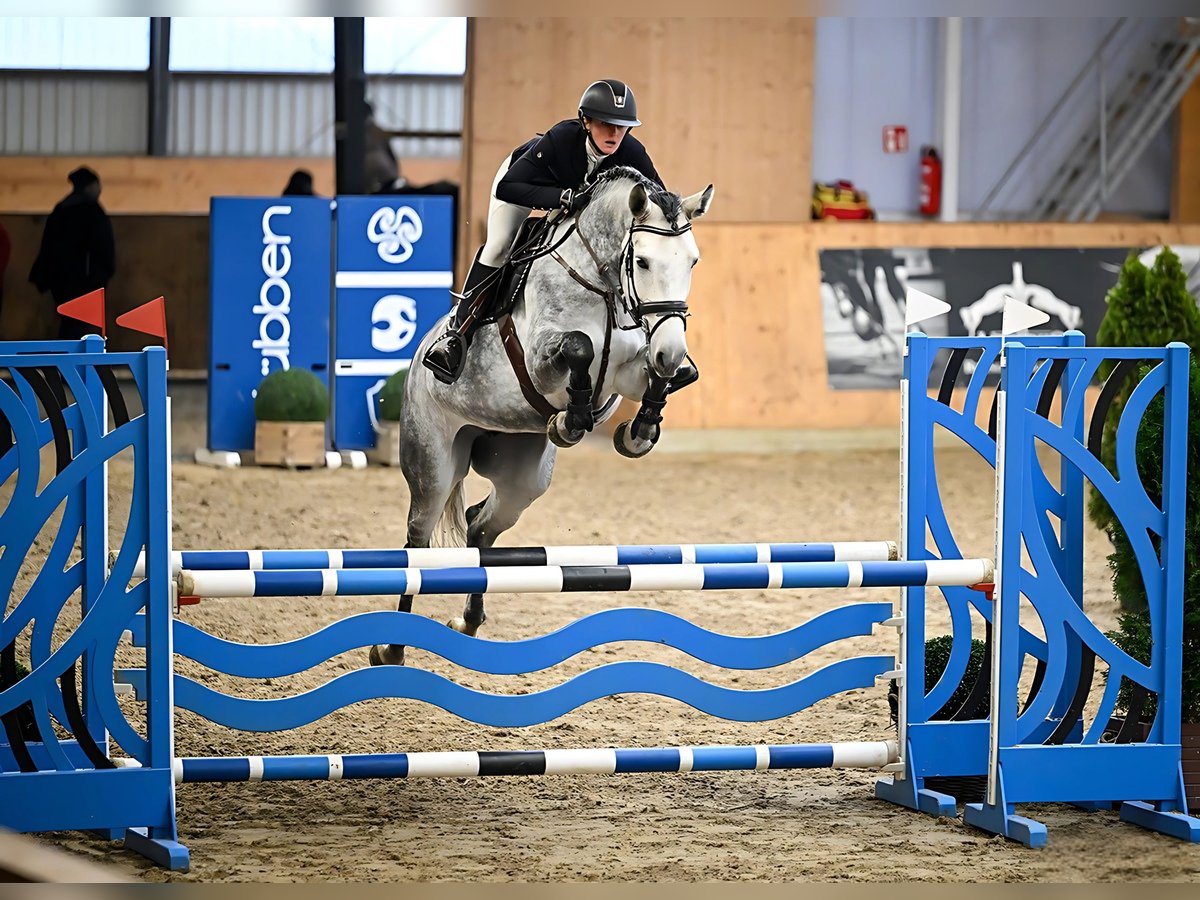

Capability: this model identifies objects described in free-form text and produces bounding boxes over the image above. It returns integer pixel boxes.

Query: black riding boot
[423,252,500,384]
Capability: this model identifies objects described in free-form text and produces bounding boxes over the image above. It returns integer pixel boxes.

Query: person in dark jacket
[423,78,664,384]
[282,168,316,196]
[28,166,116,340]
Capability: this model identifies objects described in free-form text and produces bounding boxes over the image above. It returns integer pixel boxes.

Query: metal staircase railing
[976,18,1200,222]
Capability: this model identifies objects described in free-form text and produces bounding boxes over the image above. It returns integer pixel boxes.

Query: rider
[422,78,666,384]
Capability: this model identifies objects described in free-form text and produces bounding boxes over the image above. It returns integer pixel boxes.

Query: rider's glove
[560,188,592,216]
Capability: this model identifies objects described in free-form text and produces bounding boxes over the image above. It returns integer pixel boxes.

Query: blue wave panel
[861,561,928,587]
[263,551,329,570]
[255,570,325,596]
[617,546,684,564]
[768,744,834,769]
[181,550,247,570]
[691,745,759,771]
[421,567,488,594]
[169,603,894,678]
[174,655,894,730]
[342,754,410,779]
[261,756,331,781]
[700,564,771,589]
[615,748,682,772]
[779,563,850,588]
[342,550,411,568]
[769,544,835,562]
[180,757,251,783]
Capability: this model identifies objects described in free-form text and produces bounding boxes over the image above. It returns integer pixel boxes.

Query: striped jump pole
[179,558,994,599]
[114,741,899,784]
[134,540,899,578]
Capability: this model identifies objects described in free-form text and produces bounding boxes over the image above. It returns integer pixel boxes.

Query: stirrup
[422,332,465,384]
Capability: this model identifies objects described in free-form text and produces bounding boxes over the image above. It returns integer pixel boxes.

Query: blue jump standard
[178,558,994,598]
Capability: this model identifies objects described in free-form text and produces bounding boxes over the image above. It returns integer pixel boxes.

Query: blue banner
[208,197,333,452]
[332,195,454,450]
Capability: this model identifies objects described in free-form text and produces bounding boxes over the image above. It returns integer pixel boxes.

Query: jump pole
[133,540,899,578]
[178,558,994,599]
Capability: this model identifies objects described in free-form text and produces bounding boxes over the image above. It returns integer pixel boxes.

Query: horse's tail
[431,480,469,549]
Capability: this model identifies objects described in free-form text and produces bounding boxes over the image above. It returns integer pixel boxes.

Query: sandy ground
[25,384,1200,882]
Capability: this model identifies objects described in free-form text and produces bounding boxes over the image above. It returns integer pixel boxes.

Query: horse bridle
[552,206,694,337]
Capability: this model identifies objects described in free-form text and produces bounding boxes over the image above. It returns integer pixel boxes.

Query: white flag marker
[904,287,952,329]
[1001,295,1051,336]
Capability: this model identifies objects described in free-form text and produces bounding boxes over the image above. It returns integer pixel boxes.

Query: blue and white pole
[110,740,899,784]
[178,558,994,599]
[134,540,899,578]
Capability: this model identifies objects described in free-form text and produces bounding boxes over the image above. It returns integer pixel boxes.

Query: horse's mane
[591,166,683,223]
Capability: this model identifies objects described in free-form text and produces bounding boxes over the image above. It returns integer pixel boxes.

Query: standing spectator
[0,218,11,319]
[363,101,409,194]
[282,168,316,196]
[28,166,115,339]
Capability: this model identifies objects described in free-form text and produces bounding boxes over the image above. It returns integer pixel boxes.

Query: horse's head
[589,169,715,378]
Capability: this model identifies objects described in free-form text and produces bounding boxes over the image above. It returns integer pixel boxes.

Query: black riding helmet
[578,79,642,128]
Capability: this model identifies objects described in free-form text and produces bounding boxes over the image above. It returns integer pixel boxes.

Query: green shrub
[377,368,408,423]
[253,368,329,422]
[1089,248,1200,532]
[1105,358,1200,721]
[889,634,988,725]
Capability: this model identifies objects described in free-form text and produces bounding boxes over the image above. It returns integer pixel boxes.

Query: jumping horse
[370,167,714,665]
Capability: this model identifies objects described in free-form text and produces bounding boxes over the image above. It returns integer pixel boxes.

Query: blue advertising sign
[208,197,333,452]
[332,195,454,450]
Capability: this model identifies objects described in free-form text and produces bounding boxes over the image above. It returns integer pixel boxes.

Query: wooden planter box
[254,421,326,469]
[1183,722,1200,813]
[367,421,402,466]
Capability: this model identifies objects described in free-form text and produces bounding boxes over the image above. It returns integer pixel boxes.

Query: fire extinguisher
[919,145,942,217]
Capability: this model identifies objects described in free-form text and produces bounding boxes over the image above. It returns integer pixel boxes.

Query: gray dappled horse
[369,167,714,666]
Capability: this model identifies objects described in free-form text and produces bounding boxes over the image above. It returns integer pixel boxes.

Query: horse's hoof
[548,411,584,448]
[369,644,405,666]
[613,421,654,459]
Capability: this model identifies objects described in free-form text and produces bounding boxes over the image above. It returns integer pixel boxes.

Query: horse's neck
[518,211,623,328]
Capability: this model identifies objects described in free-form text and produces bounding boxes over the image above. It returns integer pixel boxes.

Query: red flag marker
[116,296,168,352]
[56,288,106,337]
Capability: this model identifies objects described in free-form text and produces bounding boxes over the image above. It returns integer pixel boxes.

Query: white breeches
[480,155,535,268]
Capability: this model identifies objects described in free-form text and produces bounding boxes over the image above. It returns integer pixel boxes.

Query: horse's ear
[682,184,715,221]
[628,183,651,220]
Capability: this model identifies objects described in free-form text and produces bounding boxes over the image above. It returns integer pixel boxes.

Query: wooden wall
[463,17,814,252]
[0,156,461,215]
[1173,60,1200,223]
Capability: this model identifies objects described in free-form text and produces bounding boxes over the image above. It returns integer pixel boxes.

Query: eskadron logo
[371,294,418,352]
[256,205,294,375]
[367,206,423,263]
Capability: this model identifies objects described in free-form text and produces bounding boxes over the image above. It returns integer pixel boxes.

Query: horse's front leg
[541,330,595,448]
[614,371,671,459]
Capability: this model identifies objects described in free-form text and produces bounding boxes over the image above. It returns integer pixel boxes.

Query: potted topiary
[1089,247,1200,533]
[253,367,329,468]
[367,366,408,466]
[1104,356,1200,813]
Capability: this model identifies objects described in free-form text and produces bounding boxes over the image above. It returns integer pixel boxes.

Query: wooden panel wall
[463,17,814,254]
[663,221,1200,431]
[1173,62,1200,222]
[0,156,461,215]
[4,215,1197,421]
